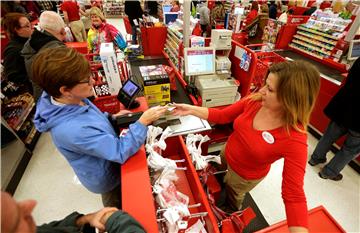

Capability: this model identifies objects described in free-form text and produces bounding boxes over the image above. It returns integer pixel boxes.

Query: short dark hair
[2,13,27,39]
[31,47,91,98]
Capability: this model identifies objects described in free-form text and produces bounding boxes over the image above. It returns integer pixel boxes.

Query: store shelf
[298,25,340,40]
[9,101,35,131]
[293,35,335,51]
[289,44,324,60]
[292,39,331,56]
[297,31,337,46]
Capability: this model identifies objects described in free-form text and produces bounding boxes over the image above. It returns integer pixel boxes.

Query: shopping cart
[246,44,286,93]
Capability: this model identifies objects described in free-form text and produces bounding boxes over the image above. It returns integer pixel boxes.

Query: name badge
[262,131,275,144]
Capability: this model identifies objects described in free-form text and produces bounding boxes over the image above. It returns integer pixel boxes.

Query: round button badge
[262,131,275,144]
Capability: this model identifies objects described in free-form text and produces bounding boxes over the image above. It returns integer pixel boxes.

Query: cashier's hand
[171,103,193,116]
[139,106,167,125]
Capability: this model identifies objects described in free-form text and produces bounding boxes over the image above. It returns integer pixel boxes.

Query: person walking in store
[197,0,210,37]
[278,8,294,24]
[1,191,146,233]
[2,13,34,93]
[210,0,225,29]
[31,47,167,208]
[21,10,66,101]
[124,0,143,45]
[268,1,277,19]
[87,6,127,54]
[172,61,321,232]
[308,58,360,181]
[61,0,88,42]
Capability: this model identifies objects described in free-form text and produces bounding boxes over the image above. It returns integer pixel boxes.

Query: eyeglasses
[78,76,94,85]
[20,24,32,29]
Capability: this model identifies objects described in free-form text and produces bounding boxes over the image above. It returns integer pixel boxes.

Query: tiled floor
[14,131,359,231]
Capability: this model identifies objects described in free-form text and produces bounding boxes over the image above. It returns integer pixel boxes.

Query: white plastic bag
[64,26,74,42]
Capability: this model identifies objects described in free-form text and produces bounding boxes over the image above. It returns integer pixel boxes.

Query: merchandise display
[103,0,124,18]
[1,91,40,148]
[289,10,352,61]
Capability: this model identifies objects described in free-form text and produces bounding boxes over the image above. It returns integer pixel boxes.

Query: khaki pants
[224,166,264,211]
[220,143,264,211]
[69,20,86,42]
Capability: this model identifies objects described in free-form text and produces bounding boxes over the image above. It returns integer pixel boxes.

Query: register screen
[122,80,139,97]
[185,50,214,75]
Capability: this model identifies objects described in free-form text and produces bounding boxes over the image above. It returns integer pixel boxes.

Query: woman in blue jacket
[32,47,166,208]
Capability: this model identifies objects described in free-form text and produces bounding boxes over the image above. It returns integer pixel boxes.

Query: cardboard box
[139,65,170,106]
[100,43,122,95]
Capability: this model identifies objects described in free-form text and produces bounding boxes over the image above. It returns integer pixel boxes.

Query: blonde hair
[250,60,320,133]
[90,7,106,22]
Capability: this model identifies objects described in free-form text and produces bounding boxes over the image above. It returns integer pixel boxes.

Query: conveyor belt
[276,50,344,84]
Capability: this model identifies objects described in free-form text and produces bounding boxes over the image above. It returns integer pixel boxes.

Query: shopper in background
[1,191,146,233]
[146,0,159,17]
[268,1,277,19]
[210,1,225,29]
[197,0,210,37]
[278,8,294,24]
[309,58,360,181]
[87,7,127,54]
[2,13,34,93]
[61,0,88,42]
[244,1,259,27]
[31,47,167,208]
[21,10,66,101]
[124,0,143,44]
[170,1,181,12]
[172,61,321,232]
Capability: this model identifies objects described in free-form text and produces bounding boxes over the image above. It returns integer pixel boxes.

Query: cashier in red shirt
[61,0,87,42]
[172,61,321,232]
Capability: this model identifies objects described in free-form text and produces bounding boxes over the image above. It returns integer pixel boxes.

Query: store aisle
[13,131,359,231]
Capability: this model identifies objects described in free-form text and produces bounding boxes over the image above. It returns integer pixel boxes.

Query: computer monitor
[162,4,172,13]
[164,12,178,24]
[184,47,216,76]
[347,39,360,60]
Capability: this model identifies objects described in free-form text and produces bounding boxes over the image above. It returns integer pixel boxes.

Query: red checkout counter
[119,97,159,232]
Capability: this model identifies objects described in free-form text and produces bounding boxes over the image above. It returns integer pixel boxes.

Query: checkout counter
[121,58,197,232]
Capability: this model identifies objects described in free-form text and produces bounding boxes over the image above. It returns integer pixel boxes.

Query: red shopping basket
[92,95,120,114]
[252,52,285,92]
[85,54,122,114]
